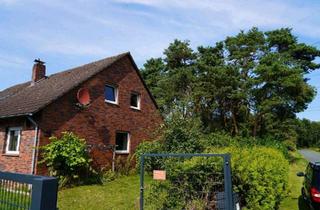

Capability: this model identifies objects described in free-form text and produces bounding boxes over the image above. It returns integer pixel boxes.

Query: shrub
[101,169,118,183]
[161,117,203,153]
[208,146,289,210]
[144,145,288,210]
[40,132,94,187]
[145,156,225,209]
[135,140,164,172]
[114,154,136,175]
[201,132,289,159]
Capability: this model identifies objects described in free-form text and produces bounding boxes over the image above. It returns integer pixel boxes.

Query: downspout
[27,115,39,175]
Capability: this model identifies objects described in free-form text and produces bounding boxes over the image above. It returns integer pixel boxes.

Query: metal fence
[139,153,234,210]
[0,171,58,210]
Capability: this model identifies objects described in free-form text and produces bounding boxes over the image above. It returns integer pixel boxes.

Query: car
[297,162,320,210]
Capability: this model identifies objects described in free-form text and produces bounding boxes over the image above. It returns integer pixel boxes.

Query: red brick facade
[0,117,36,173]
[0,56,162,175]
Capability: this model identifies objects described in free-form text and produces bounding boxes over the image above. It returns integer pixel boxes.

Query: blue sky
[0,0,319,120]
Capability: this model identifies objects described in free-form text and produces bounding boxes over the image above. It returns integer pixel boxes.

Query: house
[0,52,162,175]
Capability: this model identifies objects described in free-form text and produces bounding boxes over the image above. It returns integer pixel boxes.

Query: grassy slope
[58,175,151,210]
[279,151,309,210]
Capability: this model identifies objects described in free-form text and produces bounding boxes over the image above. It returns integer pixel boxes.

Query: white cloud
[0,54,28,69]
[0,0,18,5]
[112,0,320,38]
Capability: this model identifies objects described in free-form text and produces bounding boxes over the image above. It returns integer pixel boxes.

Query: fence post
[139,155,145,210]
[31,177,58,210]
[224,154,233,210]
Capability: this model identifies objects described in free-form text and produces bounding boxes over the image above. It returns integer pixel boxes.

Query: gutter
[0,113,33,119]
[27,115,39,175]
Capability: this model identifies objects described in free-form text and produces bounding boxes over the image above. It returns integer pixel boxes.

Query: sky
[0,0,319,120]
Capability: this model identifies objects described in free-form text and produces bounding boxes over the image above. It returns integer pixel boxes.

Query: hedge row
[136,142,289,210]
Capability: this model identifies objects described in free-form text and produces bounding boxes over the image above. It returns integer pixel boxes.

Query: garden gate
[0,171,58,210]
[139,153,234,210]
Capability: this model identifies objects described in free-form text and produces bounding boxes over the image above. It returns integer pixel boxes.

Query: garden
[41,27,320,210]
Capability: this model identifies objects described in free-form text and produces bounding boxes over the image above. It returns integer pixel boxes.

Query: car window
[313,168,320,189]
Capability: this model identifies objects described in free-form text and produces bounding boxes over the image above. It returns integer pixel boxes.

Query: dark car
[297,162,320,210]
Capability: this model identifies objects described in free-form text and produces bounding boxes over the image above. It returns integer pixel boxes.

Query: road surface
[299,149,320,163]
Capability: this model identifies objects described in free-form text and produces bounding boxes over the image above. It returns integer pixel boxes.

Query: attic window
[105,84,118,104]
[130,92,140,110]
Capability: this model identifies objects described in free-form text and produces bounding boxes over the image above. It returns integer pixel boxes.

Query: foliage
[114,154,136,176]
[100,169,118,183]
[208,146,289,210]
[145,156,224,209]
[40,132,94,187]
[201,132,289,158]
[135,115,204,171]
[140,27,319,142]
[135,140,164,172]
[295,118,320,148]
[143,145,289,210]
[161,115,203,153]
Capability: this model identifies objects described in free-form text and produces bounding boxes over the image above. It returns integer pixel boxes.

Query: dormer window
[130,92,140,110]
[105,84,118,104]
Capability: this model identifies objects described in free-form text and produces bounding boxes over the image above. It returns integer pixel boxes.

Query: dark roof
[0,52,131,118]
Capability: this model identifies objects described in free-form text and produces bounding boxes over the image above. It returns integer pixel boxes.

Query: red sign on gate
[153,170,166,180]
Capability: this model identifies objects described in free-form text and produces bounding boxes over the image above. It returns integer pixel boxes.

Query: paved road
[299,149,320,163]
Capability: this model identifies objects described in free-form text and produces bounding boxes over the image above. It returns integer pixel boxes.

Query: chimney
[32,59,46,83]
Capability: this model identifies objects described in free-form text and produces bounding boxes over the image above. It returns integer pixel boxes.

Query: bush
[135,140,164,172]
[201,132,289,159]
[145,155,225,209]
[40,132,95,187]
[114,154,136,175]
[208,146,289,210]
[101,169,118,183]
[144,145,288,210]
[161,117,203,153]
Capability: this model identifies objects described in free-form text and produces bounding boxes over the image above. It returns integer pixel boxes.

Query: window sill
[2,153,19,157]
[115,151,130,155]
[105,100,119,106]
[130,106,141,111]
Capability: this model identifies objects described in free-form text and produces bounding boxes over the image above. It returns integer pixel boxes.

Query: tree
[295,119,320,147]
[141,39,197,116]
[140,28,320,141]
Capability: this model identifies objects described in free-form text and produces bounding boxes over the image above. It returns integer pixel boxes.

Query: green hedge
[145,156,224,209]
[208,146,289,210]
[137,144,289,210]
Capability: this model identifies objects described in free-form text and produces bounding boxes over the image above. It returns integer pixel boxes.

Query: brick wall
[0,55,162,175]
[36,56,162,174]
[0,117,36,174]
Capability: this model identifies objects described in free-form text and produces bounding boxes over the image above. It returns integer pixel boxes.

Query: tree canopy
[141,27,320,141]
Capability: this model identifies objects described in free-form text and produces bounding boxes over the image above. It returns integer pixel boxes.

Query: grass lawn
[58,151,312,210]
[279,151,309,210]
[58,175,151,210]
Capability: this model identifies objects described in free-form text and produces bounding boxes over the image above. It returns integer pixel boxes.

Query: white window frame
[130,92,141,110]
[5,127,22,155]
[105,84,119,105]
[115,132,130,154]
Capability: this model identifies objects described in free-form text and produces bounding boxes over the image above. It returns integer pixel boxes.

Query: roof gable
[0,52,131,118]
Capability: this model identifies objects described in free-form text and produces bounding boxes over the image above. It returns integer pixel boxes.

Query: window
[115,132,130,153]
[130,93,140,109]
[105,85,118,104]
[6,127,21,155]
